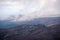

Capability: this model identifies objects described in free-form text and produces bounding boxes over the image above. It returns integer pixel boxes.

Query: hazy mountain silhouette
[0,17,60,28]
[19,17,60,25]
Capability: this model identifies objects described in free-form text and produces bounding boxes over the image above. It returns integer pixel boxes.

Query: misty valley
[0,17,60,40]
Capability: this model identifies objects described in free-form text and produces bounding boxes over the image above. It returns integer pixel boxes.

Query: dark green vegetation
[0,23,60,40]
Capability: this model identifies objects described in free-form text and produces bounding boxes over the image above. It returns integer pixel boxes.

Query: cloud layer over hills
[0,0,60,21]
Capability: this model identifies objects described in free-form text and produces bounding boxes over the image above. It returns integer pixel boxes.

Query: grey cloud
[0,0,60,21]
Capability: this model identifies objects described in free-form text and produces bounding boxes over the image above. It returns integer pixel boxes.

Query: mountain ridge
[0,17,60,28]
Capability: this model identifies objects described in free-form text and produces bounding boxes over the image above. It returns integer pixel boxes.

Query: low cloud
[0,0,60,21]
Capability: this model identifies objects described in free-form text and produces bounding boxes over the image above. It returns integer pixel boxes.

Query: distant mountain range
[18,17,60,25]
[0,17,60,28]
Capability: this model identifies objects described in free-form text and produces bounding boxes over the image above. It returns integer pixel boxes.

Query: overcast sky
[0,0,60,21]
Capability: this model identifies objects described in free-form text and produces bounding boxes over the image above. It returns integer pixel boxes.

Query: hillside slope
[0,24,60,40]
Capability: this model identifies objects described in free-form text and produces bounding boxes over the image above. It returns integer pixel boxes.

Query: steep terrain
[0,23,60,40]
